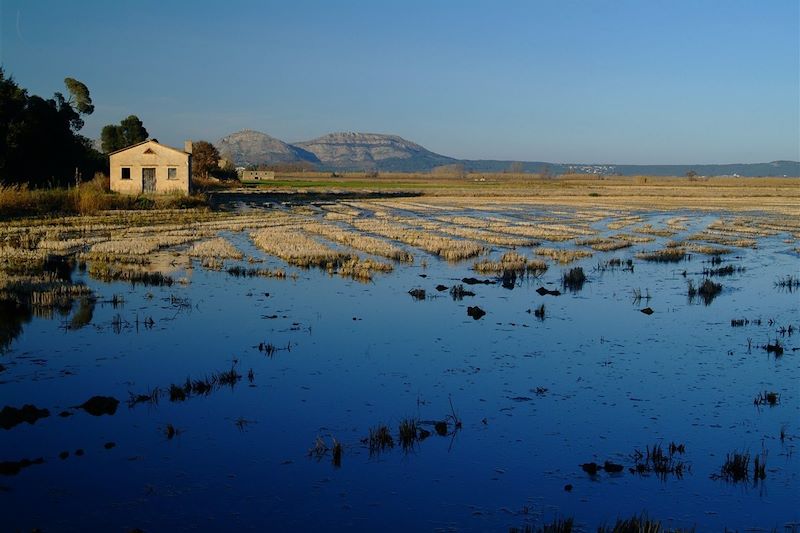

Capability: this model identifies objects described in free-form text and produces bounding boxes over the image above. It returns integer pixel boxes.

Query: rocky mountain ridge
[214,129,800,176]
[216,129,319,167]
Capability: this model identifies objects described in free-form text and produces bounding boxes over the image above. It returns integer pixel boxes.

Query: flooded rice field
[1,200,799,531]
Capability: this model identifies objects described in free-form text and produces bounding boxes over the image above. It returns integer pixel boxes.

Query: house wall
[110,141,191,195]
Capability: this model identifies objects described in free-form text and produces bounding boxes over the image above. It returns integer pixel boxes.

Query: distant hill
[603,160,800,177]
[216,129,319,167]
[213,129,799,176]
[294,132,457,171]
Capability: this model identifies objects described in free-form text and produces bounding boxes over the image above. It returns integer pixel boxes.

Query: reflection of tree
[0,299,32,354]
[69,297,95,330]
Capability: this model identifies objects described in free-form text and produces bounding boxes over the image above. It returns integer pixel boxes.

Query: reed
[636,248,687,263]
[575,237,631,251]
[367,425,394,454]
[536,247,592,264]
[561,267,587,292]
[631,223,677,237]
[473,251,548,274]
[716,451,750,482]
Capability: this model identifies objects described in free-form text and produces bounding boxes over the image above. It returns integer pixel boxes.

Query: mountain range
[215,129,799,177]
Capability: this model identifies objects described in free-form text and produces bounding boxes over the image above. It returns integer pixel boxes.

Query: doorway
[142,168,156,193]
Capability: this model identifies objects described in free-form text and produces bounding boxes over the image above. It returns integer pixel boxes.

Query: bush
[0,179,207,219]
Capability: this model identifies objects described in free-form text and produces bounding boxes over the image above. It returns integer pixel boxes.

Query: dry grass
[684,230,757,248]
[636,248,687,262]
[0,179,207,219]
[707,217,777,237]
[535,247,592,264]
[575,237,632,251]
[251,227,350,268]
[686,243,732,255]
[90,233,203,256]
[607,215,643,230]
[334,257,393,281]
[420,221,539,247]
[302,221,413,262]
[351,218,485,261]
[612,232,655,243]
[473,251,548,274]
[665,216,689,231]
[435,215,587,241]
[189,238,244,260]
[631,223,677,237]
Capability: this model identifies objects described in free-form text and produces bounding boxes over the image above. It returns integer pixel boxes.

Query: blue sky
[1,0,798,164]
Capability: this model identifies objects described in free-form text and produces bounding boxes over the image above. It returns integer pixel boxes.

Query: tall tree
[101,115,148,153]
[0,69,29,179]
[63,78,94,115]
[100,124,125,154]
[0,69,102,187]
[120,115,148,146]
[191,141,220,180]
[56,77,94,130]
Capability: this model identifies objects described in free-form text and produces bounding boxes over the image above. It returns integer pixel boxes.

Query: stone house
[109,140,192,195]
[241,170,275,181]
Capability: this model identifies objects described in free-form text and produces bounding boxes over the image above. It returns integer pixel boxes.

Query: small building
[241,170,275,181]
[109,140,192,195]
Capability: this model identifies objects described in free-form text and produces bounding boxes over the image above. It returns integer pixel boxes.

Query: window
[167,167,177,180]
[121,167,131,180]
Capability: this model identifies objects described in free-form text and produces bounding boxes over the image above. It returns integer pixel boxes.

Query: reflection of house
[241,170,275,181]
[109,140,192,195]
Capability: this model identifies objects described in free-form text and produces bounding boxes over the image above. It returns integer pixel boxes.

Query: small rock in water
[536,287,561,296]
[581,462,600,475]
[462,277,494,285]
[0,457,44,476]
[564,484,573,492]
[604,461,624,473]
[78,396,119,416]
[103,442,116,450]
[640,307,654,315]
[435,285,449,292]
[467,306,486,320]
[0,404,50,430]
[408,288,426,301]
[59,451,69,460]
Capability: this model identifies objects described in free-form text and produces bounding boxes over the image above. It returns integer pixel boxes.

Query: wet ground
[1,207,798,532]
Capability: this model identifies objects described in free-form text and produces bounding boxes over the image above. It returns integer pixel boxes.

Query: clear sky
[1,0,798,164]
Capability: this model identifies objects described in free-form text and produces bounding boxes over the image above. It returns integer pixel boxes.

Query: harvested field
[302,222,413,262]
[351,218,485,261]
[251,227,350,268]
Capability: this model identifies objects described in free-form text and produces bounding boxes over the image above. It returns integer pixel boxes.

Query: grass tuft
[561,267,586,292]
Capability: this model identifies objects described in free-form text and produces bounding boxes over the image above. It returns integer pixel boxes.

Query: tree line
[1,69,235,189]
[0,68,103,187]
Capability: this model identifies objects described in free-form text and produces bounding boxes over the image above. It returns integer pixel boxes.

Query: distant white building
[241,170,275,181]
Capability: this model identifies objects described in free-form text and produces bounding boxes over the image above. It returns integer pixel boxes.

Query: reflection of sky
[2,212,799,531]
